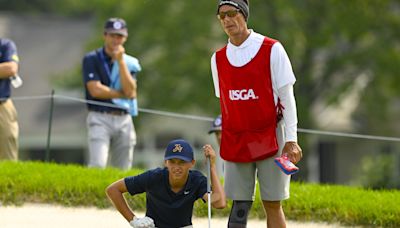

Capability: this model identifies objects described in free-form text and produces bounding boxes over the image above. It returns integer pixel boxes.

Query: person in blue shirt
[0,38,20,160]
[82,18,141,170]
[106,139,226,228]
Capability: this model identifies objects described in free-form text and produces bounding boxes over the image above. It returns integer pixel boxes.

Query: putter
[206,156,211,228]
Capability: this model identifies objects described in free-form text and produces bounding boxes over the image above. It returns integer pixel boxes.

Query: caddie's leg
[224,161,256,228]
[257,157,289,228]
[109,115,135,170]
[87,112,110,168]
[228,200,253,228]
[263,201,286,228]
[257,121,289,227]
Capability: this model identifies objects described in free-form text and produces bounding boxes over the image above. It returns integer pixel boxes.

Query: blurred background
[1,0,400,189]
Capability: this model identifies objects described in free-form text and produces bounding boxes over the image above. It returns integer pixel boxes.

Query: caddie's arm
[115,45,137,99]
[202,144,226,209]
[279,84,303,164]
[106,179,136,222]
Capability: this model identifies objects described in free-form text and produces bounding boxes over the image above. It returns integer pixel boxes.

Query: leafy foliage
[6,0,400,132]
[357,153,399,189]
[251,0,400,132]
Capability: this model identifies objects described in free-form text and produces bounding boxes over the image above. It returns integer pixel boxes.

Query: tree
[251,0,400,135]
[12,0,399,134]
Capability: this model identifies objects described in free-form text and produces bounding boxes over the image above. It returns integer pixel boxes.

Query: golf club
[207,156,211,228]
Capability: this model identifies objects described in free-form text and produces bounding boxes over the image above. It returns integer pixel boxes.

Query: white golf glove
[130,216,155,228]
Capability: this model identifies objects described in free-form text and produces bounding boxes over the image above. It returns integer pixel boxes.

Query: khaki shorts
[224,123,290,201]
[0,99,19,160]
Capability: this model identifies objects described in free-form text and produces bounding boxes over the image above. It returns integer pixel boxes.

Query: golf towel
[110,54,141,116]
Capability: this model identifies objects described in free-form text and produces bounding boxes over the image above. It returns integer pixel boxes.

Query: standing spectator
[208,114,224,176]
[211,1,303,227]
[0,38,20,160]
[82,18,141,170]
[208,114,222,146]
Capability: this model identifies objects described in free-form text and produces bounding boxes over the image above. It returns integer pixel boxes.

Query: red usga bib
[216,37,279,162]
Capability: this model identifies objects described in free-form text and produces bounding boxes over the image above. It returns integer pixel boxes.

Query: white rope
[7,95,52,101]
[8,94,400,142]
[297,128,400,142]
[138,108,214,122]
[54,94,127,110]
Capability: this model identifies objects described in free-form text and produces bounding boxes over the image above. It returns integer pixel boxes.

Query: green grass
[287,183,400,227]
[1,161,399,227]
[0,161,140,208]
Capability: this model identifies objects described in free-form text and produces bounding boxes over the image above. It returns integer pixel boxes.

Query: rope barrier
[297,129,400,142]
[9,94,400,143]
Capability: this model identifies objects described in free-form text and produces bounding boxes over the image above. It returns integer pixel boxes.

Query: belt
[90,109,128,116]
[0,99,7,105]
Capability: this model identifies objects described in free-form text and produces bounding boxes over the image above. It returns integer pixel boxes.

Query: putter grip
[206,157,211,193]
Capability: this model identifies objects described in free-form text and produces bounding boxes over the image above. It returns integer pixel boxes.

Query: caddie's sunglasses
[217,9,240,20]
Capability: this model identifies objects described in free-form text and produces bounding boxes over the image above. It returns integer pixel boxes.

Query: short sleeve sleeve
[124,171,152,195]
[2,40,19,63]
[82,54,100,84]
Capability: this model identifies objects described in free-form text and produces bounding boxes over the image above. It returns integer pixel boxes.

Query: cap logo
[11,54,19,62]
[113,21,122,29]
[214,118,222,126]
[172,144,183,153]
[219,1,239,7]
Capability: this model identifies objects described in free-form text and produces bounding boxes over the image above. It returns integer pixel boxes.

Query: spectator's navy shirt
[0,38,19,98]
[125,167,207,228]
[82,47,137,113]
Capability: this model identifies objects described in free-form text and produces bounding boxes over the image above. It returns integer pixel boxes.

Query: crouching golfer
[106,139,226,228]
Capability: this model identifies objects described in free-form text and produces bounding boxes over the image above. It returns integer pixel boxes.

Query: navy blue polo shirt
[125,167,207,228]
[0,38,19,99]
[82,47,137,113]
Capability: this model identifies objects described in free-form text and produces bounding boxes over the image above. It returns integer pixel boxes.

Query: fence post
[45,89,55,162]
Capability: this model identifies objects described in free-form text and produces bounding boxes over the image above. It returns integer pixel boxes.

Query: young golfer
[106,139,226,228]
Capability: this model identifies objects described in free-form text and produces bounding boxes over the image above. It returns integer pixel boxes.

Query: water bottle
[10,74,23,88]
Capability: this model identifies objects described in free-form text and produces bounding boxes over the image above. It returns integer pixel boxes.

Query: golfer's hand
[283,141,302,164]
[114,45,125,61]
[130,216,155,228]
[203,144,216,165]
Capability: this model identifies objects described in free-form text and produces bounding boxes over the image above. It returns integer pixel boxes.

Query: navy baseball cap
[164,139,194,162]
[208,115,222,134]
[104,18,128,36]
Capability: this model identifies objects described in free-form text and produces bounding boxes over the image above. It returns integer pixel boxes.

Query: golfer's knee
[228,200,253,228]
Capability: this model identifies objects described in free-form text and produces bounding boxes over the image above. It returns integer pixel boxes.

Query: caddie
[211,1,303,227]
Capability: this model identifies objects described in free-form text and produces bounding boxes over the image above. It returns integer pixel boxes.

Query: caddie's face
[104,33,127,51]
[218,5,247,38]
[165,158,195,181]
